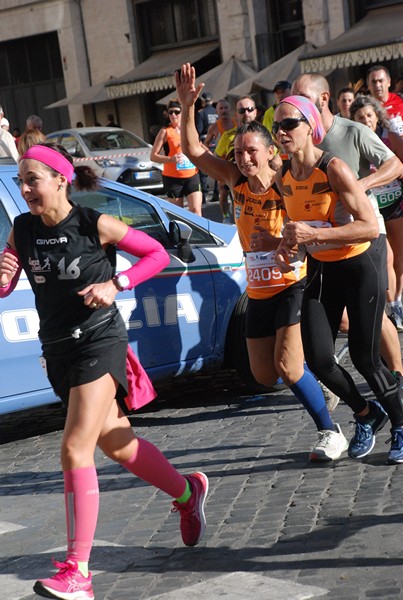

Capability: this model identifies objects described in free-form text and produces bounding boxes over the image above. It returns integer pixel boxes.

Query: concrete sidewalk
[0,336,402,599]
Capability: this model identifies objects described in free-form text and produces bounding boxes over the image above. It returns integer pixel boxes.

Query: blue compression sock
[290,370,335,431]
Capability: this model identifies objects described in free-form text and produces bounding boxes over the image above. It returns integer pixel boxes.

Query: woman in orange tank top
[150,99,202,216]
[274,95,403,464]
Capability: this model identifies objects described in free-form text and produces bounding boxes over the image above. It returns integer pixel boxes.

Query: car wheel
[225,292,284,394]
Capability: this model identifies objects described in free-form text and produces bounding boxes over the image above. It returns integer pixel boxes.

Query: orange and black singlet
[162,126,197,179]
[281,153,370,262]
[233,175,306,300]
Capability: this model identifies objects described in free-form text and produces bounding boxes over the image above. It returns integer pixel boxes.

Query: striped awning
[105,42,219,99]
[299,5,403,73]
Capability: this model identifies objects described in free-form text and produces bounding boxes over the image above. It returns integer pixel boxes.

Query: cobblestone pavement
[0,336,402,599]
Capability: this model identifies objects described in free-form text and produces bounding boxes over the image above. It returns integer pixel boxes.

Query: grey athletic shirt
[318,116,394,235]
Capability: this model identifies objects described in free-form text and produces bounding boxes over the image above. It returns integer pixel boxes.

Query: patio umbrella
[156,56,258,105]
[227,43,317,98]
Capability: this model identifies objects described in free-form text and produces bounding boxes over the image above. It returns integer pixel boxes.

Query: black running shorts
[163,173,201,199]
[245,280,305,338]
[42,311,129,412]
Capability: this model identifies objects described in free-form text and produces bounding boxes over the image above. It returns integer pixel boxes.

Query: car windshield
[80,130,147,151]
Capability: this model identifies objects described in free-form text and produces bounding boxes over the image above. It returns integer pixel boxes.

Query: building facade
[0,0,401,140]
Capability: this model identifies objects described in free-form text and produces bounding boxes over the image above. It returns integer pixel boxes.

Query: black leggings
[301,243,403,427]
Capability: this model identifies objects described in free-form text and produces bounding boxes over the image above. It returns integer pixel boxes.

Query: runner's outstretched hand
[175,63,204,108]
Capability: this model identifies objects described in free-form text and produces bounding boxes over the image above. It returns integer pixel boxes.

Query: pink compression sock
[64,466,99,562]
[121,437,187,498]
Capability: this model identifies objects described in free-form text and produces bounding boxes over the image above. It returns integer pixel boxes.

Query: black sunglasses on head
[272,117,308,135]
[237,106,255,114]
[168,109,181,115]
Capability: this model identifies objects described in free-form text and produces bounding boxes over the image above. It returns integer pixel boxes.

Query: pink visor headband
[21,145,75,183]
[279,95,325,145]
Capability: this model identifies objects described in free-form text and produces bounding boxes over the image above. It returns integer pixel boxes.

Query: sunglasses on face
[237,106,255,114]
[272,117,308,135]
[168,109,181,116]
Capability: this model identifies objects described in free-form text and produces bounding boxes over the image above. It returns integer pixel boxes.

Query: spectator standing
[215,96,257,162]
[106,113,120,127]
[204,98,235,152]
[214,95,258,223]
[0,105,8,130]
[196,91,218,203]
[262,81,292,134]
[16,115,44,151]
[196,92,218,136]
[392,74,403,96]
[204,98,235,207]
[150,99,202,215]
[350,94,403,330]
[0,105,11,132]
[0,142,208,599]
[336,87,355,118]
[367,65,403,136]
[0,124,19,162]
[26,114,43,131]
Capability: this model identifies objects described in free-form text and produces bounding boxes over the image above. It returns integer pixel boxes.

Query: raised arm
[175,63,239,187]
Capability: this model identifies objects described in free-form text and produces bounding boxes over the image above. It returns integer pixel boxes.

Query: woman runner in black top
[0,143,208,599]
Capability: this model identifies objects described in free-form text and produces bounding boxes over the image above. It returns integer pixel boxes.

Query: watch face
[117,274,130,290]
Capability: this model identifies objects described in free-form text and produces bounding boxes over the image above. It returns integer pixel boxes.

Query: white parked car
[46,127,163,193]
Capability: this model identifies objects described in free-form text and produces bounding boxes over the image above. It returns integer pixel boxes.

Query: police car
[0,164,263,415]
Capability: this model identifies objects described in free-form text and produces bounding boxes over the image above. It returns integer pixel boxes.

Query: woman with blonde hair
[18,127,46,156]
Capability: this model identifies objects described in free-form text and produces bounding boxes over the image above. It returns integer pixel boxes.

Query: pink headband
[21,145,75,183]
[279,95,325,145]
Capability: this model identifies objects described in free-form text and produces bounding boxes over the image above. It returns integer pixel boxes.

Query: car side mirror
[169,220,196,263]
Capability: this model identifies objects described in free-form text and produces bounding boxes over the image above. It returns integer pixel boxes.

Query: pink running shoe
[33,559,94,599]
[171,471,209,547]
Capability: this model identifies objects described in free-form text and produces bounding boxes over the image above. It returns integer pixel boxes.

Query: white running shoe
[309,423,348,461]
[319,380,340,413]
[388,308,403,331]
